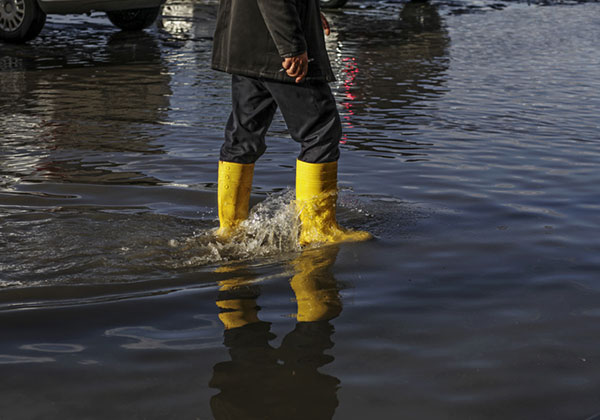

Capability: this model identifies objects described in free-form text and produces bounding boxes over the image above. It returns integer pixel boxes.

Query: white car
[0,0,166,43]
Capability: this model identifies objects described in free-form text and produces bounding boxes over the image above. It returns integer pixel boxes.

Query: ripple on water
[105,315,221,350]
[19,343,86,354]
[0,187,382,295]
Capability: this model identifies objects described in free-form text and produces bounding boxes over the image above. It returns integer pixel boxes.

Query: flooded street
[2,0,600,418]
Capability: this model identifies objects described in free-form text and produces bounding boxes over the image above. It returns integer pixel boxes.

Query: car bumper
[38,0,167,14]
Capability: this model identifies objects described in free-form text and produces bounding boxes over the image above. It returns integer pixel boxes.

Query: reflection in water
[159,1,217,40]
[0,30,179,288]
[211,247,341,419]
[327,0,450,158]
[0,31,171,186]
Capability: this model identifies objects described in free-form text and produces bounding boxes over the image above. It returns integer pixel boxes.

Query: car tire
[320,0,349,8]
[106,7,161,31]
[0,0,46,43]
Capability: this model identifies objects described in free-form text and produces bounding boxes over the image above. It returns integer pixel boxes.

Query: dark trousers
[220,75,342,164]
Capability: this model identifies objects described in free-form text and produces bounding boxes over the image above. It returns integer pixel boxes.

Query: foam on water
[168,190,302,267]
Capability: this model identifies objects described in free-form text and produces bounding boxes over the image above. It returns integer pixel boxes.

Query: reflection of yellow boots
[296,160,372,246]
[216,275,260,330]
[291,246,342,322]
[217,161,254,239]
[217,296,260,330]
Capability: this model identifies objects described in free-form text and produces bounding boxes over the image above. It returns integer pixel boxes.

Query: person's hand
[320,12,330,36]
[282,52,309,83]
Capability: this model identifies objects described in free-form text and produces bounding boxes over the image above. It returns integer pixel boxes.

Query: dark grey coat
[211,0,335,83]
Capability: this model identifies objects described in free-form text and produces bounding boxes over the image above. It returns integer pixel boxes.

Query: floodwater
[1,0,600,418]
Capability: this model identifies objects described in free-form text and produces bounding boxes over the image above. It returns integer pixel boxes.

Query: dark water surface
[2,0,600,418]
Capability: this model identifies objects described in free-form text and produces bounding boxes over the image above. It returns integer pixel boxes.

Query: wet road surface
[2,0,600,418]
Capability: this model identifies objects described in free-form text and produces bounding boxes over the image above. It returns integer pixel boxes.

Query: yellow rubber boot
[217,161,254,239]
[290,247,342,322]
[296,160,372,246]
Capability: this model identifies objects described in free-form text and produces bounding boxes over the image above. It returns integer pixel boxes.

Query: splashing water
[168,190,301,267]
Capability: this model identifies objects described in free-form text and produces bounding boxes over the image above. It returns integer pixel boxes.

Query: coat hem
[211,63,336,84]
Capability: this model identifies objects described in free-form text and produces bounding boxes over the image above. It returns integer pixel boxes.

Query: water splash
[168,190,301,267]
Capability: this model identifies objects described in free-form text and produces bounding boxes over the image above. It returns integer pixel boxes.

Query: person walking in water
[211,0,371,245]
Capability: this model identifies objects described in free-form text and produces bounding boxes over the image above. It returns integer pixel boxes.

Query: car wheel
[320,0,349,8]
[0,0,46,43]
[106,7,161,31]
